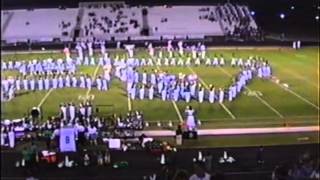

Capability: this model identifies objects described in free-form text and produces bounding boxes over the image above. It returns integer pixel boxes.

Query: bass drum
[30,107,41,119]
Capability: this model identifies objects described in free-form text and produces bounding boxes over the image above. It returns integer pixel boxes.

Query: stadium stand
[1,11,14,38]
[1,2,259,43]
[3,8,78,43]
[146,6,224,39]
[216,3,258,38]
[80,2,143,41]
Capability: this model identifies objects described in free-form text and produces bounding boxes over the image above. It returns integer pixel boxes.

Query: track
[136,126,320,137]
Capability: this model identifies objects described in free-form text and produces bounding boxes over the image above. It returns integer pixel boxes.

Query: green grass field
[1,47,319,130]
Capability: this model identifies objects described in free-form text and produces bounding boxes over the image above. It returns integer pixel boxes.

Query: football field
[1,46,319,129]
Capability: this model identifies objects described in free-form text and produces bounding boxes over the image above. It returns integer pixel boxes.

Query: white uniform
[139,87,145,100]
[205,58,211,66]
[209,88,215,103]
[186,109,196,130]
[213,57,219,66]
[231,58,236,66]
[219,57,225,66]
[219,89,224,103]
[177,58,184,66]
[186,57,191,66]
[164,58,169,66]
[237,58,243,66]
[198,88,204,103]
[148,86,154,100]
[195,58,201,66]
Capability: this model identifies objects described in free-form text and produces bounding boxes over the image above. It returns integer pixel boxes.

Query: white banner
[60,127,76,152]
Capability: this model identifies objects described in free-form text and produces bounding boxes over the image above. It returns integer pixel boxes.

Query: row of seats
[3,8,78,43]
[147,6,223,37]
[1,3,257,42]
[81,3,143,40]
[216,3,257,36]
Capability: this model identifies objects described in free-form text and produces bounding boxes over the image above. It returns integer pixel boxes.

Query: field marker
[152,59,184,122]
[37,88,54,108]
[273,82,320,110]
[187,66,236,119]
[217,66,284,118]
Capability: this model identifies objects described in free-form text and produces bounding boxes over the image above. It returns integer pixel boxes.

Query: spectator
[175,124,183,145]
[173,169,189,180]
[189,162,211,180]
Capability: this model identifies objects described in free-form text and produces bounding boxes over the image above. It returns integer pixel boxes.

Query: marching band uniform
[198,85,204,103]
[148,85,154,100]
[209,85,215,103]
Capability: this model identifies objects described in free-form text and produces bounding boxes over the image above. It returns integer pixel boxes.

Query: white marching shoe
[219,151,235,164]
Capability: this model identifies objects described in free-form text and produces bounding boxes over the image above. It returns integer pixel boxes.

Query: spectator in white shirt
[87,124,97,145]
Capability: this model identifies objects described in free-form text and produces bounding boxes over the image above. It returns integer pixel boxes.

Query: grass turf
[1,47,319,130]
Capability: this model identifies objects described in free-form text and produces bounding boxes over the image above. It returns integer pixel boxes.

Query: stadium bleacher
[81,2,143,41]
[3,8,78,43]
[147,6,224,38]
[1,2,258,43]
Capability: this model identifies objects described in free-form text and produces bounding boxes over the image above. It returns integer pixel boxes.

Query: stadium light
[280,13,285,19]
[316,16,319,21]
[290,6,295,10]
[250,11,255,16]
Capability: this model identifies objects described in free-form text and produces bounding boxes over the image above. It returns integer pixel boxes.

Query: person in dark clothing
[257,146,264,164]
[175,125,183,145]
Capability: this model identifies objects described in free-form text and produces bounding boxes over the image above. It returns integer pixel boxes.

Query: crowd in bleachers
[216,3,261,40]
[147,6,223,38]
[272,152,319,179]
[1,2,261,42]
[81,2,142,40]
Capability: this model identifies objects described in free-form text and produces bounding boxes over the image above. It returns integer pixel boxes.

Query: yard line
[282,69,318,88]
[217,66,284,118]
[253,93,284,118]
[219,102,236,119]
[153,60,184,122]
[127,96,132,111]
[37,88,54,108]
[172,99,184,122]
[187,66,236,119]
[272,63,318,88]
[273,82,320,110]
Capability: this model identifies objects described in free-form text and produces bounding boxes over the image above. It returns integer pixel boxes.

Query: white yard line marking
[219,102,236,119]
[272,63,318,88]
[127,96,132,111]
[253,93,284,118]
[217,67,284,118]
[172,100,184,122]
[283,69,318,88]
[273,82,320,110]
[153,60,184,122]
[37,88,54,108]
[187,66,236,119]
